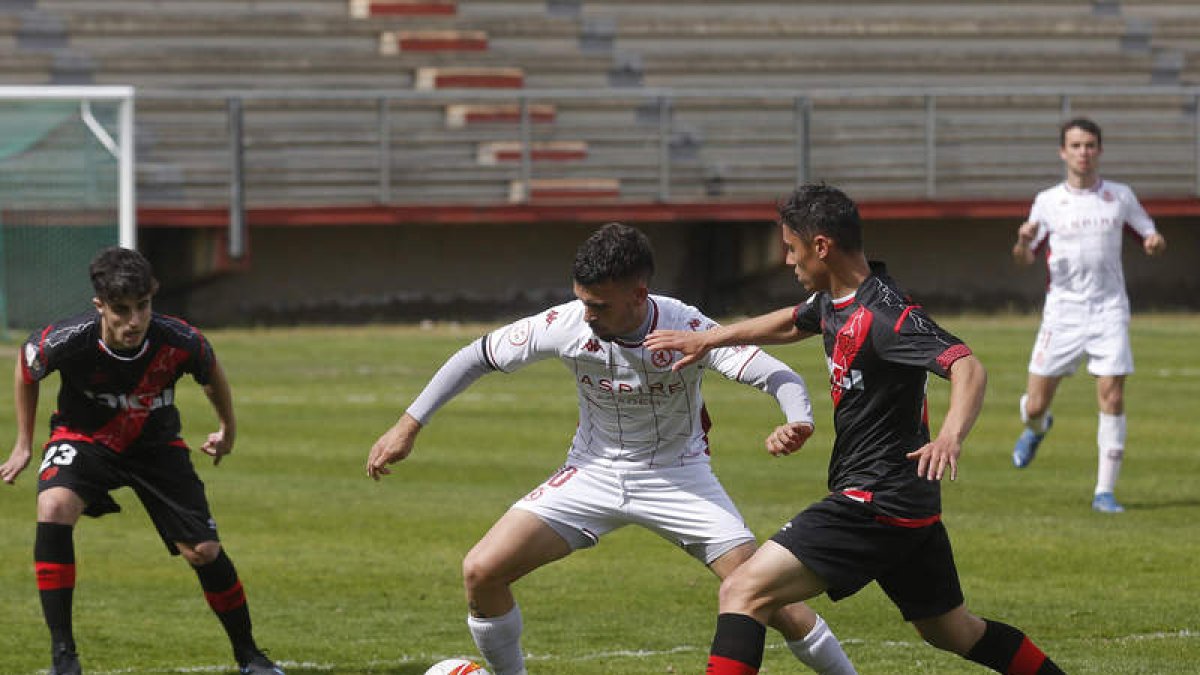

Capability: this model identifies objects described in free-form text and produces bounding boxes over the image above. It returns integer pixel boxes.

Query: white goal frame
[0,85,136,248]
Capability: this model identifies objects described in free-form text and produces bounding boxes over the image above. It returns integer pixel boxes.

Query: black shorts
[36,439,219,555]
[770,495,964,621]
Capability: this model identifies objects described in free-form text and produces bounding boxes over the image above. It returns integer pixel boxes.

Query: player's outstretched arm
[367,413,422,480]
[199,359,237,466]
[906,354,987,482]
[2,360,39,484]
[645,307,805,371]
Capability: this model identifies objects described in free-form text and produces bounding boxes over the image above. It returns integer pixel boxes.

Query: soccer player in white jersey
[1011,117,1167,513]
[366,223,856,675]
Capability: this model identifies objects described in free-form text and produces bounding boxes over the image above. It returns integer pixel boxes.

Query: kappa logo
[545,309,559,326]
[687,318,702,331]
[583,338,602,353]
[507,320,531,346]
[650,349,673,368]
[1102,189,1115,203]
[24,343,37,369]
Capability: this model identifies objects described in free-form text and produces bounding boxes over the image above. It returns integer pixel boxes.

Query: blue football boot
[1012,415,1052,468]
[1092,492,1125,513]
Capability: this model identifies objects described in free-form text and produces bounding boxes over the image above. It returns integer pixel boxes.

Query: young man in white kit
[1011,117,1167,513]
[366,223,855,675]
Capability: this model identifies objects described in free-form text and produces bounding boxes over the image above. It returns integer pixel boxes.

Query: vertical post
[658,96,671,201]
[518,96,532,203]
[794,96,811,186]
[378,97,391,204]
[227,97,245,260]
[925,95,936,199]
[1060,94,1072,120]
[1195,95,1200,197]
[118,92,136,249]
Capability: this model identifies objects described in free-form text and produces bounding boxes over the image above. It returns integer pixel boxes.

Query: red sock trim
[706,654,759,675]
[1008,637,1047,675]
[204,580,246,613]
[35,562,76,590]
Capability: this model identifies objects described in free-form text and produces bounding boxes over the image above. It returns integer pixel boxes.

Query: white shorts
[510,462,754,565]
[1028,315,1133,378]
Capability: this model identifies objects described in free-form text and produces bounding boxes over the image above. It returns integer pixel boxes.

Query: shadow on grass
[1121,498,1200,511]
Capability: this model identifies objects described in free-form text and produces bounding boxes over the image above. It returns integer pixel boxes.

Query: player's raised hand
[765,421,813,457]
[906,436,961,482]
[1,445,32,484]
[200,427,234,466]
[643,329,711,371]
[367,413,422,481]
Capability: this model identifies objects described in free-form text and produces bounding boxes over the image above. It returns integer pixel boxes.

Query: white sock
[1020,394,1051,435]
[1095,412,1126,495]
[786,614,857,674]
[467,604,526,675]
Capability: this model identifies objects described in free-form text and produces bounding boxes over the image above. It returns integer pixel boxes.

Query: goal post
[0,85,135,333]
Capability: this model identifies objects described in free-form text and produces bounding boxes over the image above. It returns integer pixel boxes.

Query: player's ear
[92,296,104,312]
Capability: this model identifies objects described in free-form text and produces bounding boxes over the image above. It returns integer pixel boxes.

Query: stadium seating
[2,0,1197,206]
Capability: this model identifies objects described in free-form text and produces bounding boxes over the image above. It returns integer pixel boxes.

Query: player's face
[94,293,152,350]
[781,224,830,293]
[574,277,649,340]
[1059,127,1102,182]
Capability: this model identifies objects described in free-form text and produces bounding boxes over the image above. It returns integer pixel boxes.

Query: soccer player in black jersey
[646,184,1065,675]
[0,247,284,675]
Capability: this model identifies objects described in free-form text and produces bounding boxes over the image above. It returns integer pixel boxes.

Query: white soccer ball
[423,658,491,675]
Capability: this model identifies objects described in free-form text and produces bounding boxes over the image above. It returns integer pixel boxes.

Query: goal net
[0,86,135,334]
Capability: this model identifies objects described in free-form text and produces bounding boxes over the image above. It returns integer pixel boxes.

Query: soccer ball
[423,658,491,675]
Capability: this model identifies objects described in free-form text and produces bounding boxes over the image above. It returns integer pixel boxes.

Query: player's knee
[462,549,502,592]
[179,540,221,566]
[36,488,84,524]
[717,570,763,614]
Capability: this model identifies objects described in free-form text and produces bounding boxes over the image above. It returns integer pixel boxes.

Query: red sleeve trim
[936,344,973,372]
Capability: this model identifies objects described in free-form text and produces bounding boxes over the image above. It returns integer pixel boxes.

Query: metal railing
[139,85,1200,256]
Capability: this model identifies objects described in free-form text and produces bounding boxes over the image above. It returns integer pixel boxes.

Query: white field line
[25,630,1198,675]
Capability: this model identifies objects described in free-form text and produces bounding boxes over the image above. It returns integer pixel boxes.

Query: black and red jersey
[793,262,972,520]
[21,311,216,454]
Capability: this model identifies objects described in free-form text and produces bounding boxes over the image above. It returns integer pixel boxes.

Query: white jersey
[481,295,791,470]
[1027,178,1156,318]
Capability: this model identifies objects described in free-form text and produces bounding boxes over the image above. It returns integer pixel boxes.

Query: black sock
[707,612,767,674]
[35,522,76,652]
[193,549,257,660]
[966,618,1065,674]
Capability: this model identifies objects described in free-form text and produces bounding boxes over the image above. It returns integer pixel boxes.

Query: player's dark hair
[1060,117,1102,149]
[90,246,159,302]
[572,222,655,286]
[778,183,863,253]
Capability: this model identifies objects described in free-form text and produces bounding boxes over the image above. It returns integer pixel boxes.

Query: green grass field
[1,314,1198,674]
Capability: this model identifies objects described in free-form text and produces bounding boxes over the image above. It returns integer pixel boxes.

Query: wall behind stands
[144,215,1199,327]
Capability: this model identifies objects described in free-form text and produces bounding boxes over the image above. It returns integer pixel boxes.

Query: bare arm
[905,354,987,481]
[199,359,236,465]
[644,307,813,371]
[1,360,40,484]
[1012,221,1038,266]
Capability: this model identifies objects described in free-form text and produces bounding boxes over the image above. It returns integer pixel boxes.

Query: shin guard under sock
[966,619,1064,675]
[193,549,256,659]
[35,522,77,651]
[707,613,767,675]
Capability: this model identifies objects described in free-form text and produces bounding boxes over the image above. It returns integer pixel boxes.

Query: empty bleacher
[2,0,1198,207]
